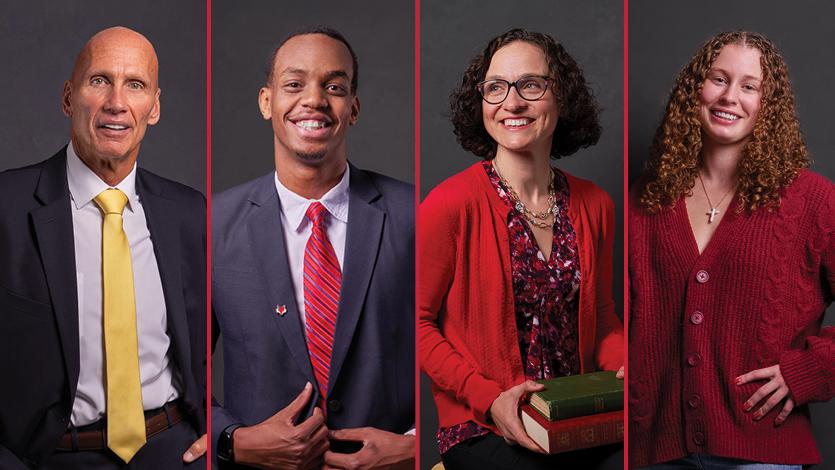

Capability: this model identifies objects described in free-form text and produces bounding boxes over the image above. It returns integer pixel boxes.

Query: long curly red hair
[640,31,809,213]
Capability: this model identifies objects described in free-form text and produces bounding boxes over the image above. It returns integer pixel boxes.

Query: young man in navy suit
[212,28,415,469]
[0,27,207,468]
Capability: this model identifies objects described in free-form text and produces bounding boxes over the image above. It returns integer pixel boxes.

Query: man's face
[259,34,359,166]
[62,28,161,167]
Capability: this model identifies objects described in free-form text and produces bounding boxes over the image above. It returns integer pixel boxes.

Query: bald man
[0,27,206,468]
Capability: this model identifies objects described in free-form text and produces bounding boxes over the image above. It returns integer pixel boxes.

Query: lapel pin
[276,304,287,316]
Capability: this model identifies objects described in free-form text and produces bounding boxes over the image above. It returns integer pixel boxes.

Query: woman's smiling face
[481,41,559,157]
[697,43,763,148]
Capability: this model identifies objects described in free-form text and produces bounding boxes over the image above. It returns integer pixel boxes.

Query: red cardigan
[628,170,835,467]
[418,162,624,432]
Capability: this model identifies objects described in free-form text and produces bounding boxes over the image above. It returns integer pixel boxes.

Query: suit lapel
[247,176,317,385]
[327,165,384,395]
[137,171,193,396]
[30,150,81,399]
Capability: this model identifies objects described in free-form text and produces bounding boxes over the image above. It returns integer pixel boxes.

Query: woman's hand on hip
[737,364,795,426]
[488,380,546,453]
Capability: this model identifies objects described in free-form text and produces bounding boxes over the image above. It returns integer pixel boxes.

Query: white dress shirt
[66,142,180,427]
[274,166,349,325]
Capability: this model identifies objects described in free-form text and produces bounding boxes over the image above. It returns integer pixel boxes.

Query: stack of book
[520,370,624,454]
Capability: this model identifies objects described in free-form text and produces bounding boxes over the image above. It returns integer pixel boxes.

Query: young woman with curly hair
[629,31,835,469]
[419,28,624,470]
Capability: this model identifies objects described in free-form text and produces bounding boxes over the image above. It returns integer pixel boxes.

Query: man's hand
[322,427,415,470]
[737,364,795,426]
[616,366,624,379]
[182,433,206,463]
[488,380,545,453]
[233,382,329,469]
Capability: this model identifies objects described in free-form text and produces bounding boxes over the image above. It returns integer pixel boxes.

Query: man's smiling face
[259,33,359,166]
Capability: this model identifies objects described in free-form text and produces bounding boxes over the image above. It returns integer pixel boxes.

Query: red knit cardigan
[628,170,835,467]
[418,162,624,432]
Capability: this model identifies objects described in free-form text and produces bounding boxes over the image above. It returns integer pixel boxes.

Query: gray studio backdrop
[211,0,414,193]
[420,1,624,468]
[0,0,206,193]
[629,1,835,468]
[211,0,414,403]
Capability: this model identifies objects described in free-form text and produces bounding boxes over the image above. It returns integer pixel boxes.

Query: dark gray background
[211,0,414,193]
[420,1,624,468]
[0,0,206,193]
[629,1,835,468]
[211,0,414,404]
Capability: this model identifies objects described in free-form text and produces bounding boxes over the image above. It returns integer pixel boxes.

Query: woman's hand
[736,364,795,426]
[616,366,624,379]
[488,380,546,453]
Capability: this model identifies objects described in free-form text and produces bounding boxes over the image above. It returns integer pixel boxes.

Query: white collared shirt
[274,166,349,325]
[66,142,180,427]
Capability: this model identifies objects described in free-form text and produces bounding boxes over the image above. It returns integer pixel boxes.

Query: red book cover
[520,405,624,454]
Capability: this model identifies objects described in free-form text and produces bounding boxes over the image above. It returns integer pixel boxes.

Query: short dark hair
[450,28,601,159]
[265,26,359,94]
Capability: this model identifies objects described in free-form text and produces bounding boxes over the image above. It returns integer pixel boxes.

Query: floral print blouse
[436,161,582,454]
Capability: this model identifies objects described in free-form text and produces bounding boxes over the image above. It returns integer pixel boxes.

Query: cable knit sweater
[628,169,835,467]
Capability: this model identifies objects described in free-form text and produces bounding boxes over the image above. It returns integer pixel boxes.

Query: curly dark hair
[640,31,810,213]
[450,28,601,159]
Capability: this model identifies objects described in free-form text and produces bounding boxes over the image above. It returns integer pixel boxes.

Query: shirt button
[686,353,702,367]
[687,394,702,409]
[696,270,709,283]
[693,431,706,445]
[690,311,704,325]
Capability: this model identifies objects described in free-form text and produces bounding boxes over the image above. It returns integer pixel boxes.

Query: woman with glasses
[418,28,624,469]
[629,31,834,469]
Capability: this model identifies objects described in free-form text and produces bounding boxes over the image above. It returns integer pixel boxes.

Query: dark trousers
[441,433,623,470]
[41,420,204,469]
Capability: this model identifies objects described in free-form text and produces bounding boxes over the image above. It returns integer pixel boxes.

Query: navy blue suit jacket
[211,164,415,467]
[0,149,207,469]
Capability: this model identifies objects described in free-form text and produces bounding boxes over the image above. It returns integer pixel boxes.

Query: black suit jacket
[0,148,206,469]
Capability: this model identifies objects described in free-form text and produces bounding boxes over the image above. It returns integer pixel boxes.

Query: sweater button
[690,311,704,325]
[695,270,709,283]
[686,353,702,367]
[687,394,702,409]
[693,431,705,445]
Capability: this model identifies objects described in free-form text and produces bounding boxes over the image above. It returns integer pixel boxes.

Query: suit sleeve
[0,446,29,470]
[198,193,208,420]
[417,189,503,425]
[593,192,625,371]
[210,306,244,468]
[780,185,835,406]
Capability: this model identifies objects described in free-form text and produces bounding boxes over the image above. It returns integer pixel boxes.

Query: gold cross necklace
[697,172,735,224]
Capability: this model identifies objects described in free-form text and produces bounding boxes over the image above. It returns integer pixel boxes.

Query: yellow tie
[94,189,146,463]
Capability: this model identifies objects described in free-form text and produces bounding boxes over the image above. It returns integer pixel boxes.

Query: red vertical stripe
[414,0,422,467]
[623,0,630,468]
[205,0,212,465]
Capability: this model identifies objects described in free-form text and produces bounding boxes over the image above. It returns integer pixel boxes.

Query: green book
[529,371,624,421]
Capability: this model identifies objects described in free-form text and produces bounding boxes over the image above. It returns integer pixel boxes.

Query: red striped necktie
[303,202,342,402]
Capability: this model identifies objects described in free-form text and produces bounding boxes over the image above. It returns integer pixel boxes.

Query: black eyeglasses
[476,76,552,104]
